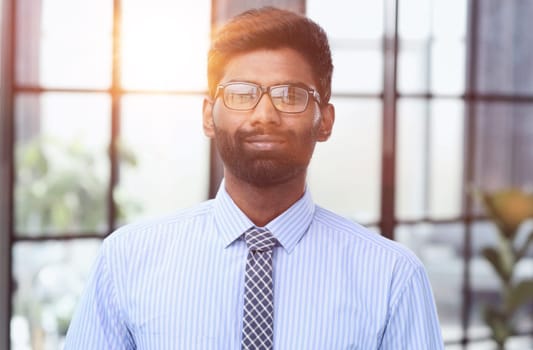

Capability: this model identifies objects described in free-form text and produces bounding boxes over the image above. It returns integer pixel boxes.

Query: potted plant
[477,188,533,350]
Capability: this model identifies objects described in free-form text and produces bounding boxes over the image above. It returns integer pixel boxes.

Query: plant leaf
[482,247,512,283]
[483,305,511,345]
[516,229,533,260]
[506,280,533,315]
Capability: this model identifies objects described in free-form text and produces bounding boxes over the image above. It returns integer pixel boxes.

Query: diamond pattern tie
[242,227,278,350]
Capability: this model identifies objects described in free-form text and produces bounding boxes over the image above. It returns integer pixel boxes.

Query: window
[2,0,533,349]
[6,0,211,348]
[307,0,533,348]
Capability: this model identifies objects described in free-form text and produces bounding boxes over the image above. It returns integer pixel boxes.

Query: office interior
[0,0,532,349]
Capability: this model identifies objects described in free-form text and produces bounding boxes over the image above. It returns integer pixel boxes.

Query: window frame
[2,0,533,348]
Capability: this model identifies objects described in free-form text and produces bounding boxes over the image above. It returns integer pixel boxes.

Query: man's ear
[317,103,335,142]
[202,98,215,138]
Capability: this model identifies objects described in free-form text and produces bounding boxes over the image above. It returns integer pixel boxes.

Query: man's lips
[243,134,286,150]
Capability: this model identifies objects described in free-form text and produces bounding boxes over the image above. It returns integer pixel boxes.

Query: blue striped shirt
[65,183,444,349]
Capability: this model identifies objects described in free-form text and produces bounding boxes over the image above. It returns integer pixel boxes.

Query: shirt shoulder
[313,205,424,271]
[312,206,435,321]
[104,199,215,250]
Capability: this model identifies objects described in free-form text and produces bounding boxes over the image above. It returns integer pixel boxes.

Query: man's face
[203,48,334,187]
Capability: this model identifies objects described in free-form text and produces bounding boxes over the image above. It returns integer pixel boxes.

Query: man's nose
[249,93,282,125]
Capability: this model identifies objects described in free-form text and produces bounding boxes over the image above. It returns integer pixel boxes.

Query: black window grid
[1,0,532,348]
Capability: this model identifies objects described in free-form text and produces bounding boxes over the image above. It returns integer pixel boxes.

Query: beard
[213,125,319,187]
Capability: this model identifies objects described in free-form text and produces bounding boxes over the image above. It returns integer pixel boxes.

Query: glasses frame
[215,81,322,114]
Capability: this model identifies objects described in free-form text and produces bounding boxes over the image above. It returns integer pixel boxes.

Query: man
[65,7,444,349]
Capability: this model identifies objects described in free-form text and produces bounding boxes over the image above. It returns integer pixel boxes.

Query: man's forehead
[220,48,317,88]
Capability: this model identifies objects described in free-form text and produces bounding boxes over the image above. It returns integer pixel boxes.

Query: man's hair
[207,7,333,105]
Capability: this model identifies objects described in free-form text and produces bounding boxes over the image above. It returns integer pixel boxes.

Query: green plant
[477,188,533,350]
[14,135,142,345]
[16,136,140,233]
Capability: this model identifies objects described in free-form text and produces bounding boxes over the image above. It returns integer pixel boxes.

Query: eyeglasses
[215,82,321,114]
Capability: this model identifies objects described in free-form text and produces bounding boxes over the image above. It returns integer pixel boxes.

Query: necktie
[242,227,278,350]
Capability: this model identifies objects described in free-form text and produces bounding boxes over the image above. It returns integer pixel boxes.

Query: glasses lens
[223,83,260,110]
[270,86,309,113]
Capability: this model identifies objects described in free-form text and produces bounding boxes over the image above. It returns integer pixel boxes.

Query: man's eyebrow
[274,80,311,87]
[222,79,312,87]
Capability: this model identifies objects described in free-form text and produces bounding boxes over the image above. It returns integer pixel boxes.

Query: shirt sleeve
[379,265,445,350]
[63,240,135,349]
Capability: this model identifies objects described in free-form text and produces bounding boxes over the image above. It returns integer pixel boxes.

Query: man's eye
[234,93,254,101]
[282,92,298,105]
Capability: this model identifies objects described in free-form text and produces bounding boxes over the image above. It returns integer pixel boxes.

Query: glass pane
[399,39,465,95]
[464,339,533,350]
[476,1,533,95]
[396,99,427,220]
[472,102,533,214]
[399,0,432,40]
[464,340,496,350]
[444,345,462,350]
[432,0,467,40]
[400,0,467,40]
[308,98,382,224]
[428,100,464,218]
[16,0,112,88]
[398,0,467,94]
[15,93,110,236]
[331,47,383,94]
[121,0,210,91]
[307,0,383,39]
[118,94,209,223]
[431,40,466,95]
[505,336,533,350]
[398,41,430,93]
[396,223,464,343]
[11,239,101,350]
[396,98,464,220]
[307,0,383,94]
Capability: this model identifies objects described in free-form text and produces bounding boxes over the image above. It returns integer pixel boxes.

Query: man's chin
[231,160,307,188]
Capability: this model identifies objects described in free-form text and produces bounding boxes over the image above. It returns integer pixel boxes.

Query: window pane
[399,0,432,40]
[398,0,467,94]
[476,1,533,95]
[331,47,383,94]
[118,94,209,223]
[428,100,464,218]
[307,0,383,39]
[308,98,382,224]
[396,223,464,343]
[396,99,428,219]
[472,102,533,215]
[307,0,383,94]
[445,340,533,350]
[396,98,464,220]
[399,40,466,94]
[16,0,112,88]
[432,0,467,40]
[504,337,533,350]
[15,93,110,236]
[431,40,466,95]
[11,240,101,350]
[121,0,210,90]
[400,0,467,40]
[398,41,429,93]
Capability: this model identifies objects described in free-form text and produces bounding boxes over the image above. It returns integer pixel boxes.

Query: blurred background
[1,0,532,349]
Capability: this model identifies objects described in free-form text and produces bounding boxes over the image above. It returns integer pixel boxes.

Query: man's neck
[223,172,307,227]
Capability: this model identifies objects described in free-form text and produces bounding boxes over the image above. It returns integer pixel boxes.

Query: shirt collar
[213,180,315,254]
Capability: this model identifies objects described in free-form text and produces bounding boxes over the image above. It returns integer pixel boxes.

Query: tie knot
[244,227,277,252]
